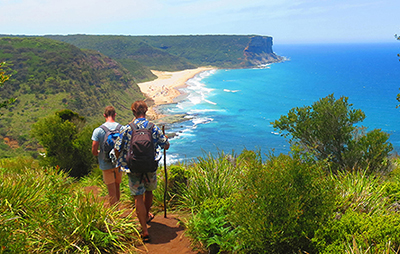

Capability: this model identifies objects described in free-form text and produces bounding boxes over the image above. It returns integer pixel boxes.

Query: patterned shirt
[114,118,169,172]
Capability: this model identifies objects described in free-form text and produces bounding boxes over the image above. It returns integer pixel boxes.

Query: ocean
[159,43,400,164]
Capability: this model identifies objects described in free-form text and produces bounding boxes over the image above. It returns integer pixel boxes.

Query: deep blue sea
[159,43,400,164]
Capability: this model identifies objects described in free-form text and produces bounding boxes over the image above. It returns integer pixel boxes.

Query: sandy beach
[137,67,215,119]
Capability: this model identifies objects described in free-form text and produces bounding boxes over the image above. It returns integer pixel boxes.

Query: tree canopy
[273,94,393,173]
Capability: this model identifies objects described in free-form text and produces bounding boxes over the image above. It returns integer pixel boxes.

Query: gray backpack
[100,124,122,163]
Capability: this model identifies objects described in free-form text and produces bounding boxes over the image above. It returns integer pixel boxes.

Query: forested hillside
[46,34,282,73]
[0,37,144,156]
[46,35,198,77]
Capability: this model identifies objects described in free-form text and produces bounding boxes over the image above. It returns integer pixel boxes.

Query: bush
[231,152,336,253]
[30,109,97,178]
[313,169,400,253]
[314,210,400,253]
[186,199,239,254]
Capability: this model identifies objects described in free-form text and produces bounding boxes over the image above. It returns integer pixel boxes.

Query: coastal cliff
[243,36,283,67]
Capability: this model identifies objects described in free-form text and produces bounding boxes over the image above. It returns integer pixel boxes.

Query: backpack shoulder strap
[145,121,154,130]
[99,125,110,133]
[116,124,122,131]
[128,122,139,131]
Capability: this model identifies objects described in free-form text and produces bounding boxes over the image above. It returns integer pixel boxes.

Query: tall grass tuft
[0,157,140,253]
[334,170,389,215]
[180,151,241,210]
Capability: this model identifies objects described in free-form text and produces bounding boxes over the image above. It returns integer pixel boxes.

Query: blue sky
[1,0,399,44]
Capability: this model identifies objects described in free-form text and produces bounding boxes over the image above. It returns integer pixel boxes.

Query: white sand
[137,67,215,119]
[138,67,214,105]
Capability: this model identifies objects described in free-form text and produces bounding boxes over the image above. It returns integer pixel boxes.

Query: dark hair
[104,106,116,117]
[131,101,148,117]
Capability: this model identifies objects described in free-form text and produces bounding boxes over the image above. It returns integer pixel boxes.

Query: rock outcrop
[243,36,283,67]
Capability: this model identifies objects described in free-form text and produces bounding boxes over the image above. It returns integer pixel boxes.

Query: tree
[395,34,400,105]
[272,94,393,173]
[31,109,96,178]
[0,62,16,115]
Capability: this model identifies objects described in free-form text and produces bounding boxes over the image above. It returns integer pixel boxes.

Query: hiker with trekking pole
[113,100,170,243]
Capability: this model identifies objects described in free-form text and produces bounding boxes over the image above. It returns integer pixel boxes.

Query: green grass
[0,157,141,253]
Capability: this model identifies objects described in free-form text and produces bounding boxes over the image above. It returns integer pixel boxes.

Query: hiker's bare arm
[92,141,99,156]
[114,148,120,158]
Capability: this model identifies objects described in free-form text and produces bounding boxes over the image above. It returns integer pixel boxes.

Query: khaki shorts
[102,167,122,185]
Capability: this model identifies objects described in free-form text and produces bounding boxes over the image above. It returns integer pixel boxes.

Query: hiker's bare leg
[144,190,153,220]
[135,194,148,236]
[115,183,121,202]
[107,183,118,205]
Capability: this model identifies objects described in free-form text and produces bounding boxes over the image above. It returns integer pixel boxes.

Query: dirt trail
[136,213,202,254]
[84,186,203,254]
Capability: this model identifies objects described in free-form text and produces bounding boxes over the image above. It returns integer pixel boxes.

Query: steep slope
[0,37,145,155]
[46,35,197,75]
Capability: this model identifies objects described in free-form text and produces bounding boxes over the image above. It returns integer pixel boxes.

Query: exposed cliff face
[243,36,283,67]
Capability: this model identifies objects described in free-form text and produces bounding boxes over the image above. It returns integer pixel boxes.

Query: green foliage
[312,169,400,253]
[272,94,393,173]
[0,157,140,253]
[139,35,257,68]
[186,199,239,254]
[334,170,389,215]
[384,160,400,207]
[0,62,16,115]
[46,35,197,72]
[153,164,190,208]
[179,151,241,210]
[314,210,400,253]
[30,109,96,178]
[231,152,335,253]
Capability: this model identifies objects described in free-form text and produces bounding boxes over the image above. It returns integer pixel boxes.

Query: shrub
[314,210,400,253]
[313,170,400,253]
[186,198,239,254]
[231,152,336,253]
[30,109,97,178]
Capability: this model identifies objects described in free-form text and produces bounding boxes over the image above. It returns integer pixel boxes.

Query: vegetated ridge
[0,37,144,156]
[46,34,283,73]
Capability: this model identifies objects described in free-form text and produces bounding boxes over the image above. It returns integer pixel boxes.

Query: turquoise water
[160,43,400,163]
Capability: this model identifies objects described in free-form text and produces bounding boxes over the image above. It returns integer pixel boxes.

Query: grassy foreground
[0,157,141,253]
[2,151,400,253]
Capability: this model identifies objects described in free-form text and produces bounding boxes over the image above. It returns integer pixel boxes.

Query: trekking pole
[162,125,168,218]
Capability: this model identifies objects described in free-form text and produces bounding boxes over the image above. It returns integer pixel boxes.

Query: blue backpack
[100,124,122,164]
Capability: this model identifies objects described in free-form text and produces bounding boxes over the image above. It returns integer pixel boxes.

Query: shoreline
[137,67,215,120]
